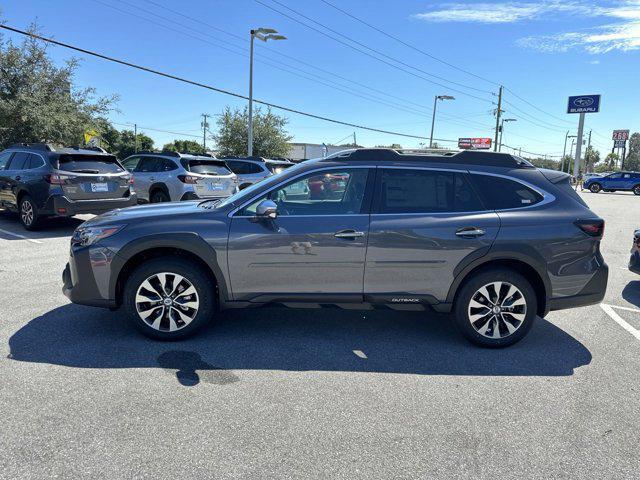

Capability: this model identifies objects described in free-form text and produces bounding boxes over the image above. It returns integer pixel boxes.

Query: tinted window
[7,152,29,170]
[136,157,162,173]
[470,174,543,210]
[159,158,178,172]
[266,162,293,174]
[26,154,45,169]
[57,154,124,174]
[185,160,231,175]
[121,156,141,171]
[226,160,262,174]
[608,173,622,179]
[378,169,482,214]
[241,169,369,216]
[0,152,13,170]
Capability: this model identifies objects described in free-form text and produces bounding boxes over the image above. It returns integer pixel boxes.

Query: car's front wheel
[453,268,537,348]
[123,258,215,340]
[589,183,602,193]
[19,195,41,230]
[633,185,640,196]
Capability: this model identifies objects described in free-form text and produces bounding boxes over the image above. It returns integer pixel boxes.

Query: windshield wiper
[199,198,222,209]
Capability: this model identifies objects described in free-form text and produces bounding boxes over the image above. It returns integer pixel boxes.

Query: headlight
[72,225,125,247]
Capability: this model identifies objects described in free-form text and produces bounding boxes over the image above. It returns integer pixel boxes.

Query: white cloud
[413,1,640,53]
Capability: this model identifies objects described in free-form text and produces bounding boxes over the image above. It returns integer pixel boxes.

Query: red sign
[612,130,629,141]
[458,137,492,150]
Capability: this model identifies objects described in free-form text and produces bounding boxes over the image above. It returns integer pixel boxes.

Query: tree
[375,143,403,149]
[116,130,154,159]
[559,155,573,172]
[625,132,640,171]
[599,152,619,172]
[0,25,116,149]
[163,139,205,154]
[529,157,560,170]
[213,106,292,157]
[584,146,600,173]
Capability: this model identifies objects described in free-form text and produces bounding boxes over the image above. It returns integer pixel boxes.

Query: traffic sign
[612,130,630,141]
[567,95,601,114]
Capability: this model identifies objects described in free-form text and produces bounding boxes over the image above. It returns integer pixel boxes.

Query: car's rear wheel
[633,185,640,196]
[19,195,40,230]
[453,268,537,348]
[589,183,602,193]
[123,258,215,340]
[150,189,170,203]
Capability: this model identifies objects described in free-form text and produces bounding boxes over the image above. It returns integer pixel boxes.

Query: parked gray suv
[63,148,608,347]
[121,151,238,203]
[223,156,294,190]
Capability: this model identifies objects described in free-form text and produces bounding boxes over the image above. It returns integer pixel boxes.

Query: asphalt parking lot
[1,191,639,479]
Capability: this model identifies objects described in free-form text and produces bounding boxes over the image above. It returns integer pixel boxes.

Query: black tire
[589,183,602,193]
[150,189,170,203]
[19,194,41,230]
[122,257,216,340]
[453,268,538,348]
[633,185,640,196]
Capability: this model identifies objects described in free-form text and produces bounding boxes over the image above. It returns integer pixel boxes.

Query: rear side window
[185,160,231,175]
[56,154,124,174]
[26,154,45,169]
[0,152,13,170]
[7,152,29,170]
[470,174,543,210]
[378,169,483,214]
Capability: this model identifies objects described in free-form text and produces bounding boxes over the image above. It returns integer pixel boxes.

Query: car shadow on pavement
[622,281,640,308]
[0,214,85,240]
[8,304,592,385]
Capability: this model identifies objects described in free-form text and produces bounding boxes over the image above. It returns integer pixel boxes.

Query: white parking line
[353,350,367,359]
[609,305,640,314]
[600,304,640,342]
[0,228,42,244]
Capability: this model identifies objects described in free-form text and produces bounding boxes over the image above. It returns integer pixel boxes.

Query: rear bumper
[548,262,608,311]
[43,193,137,216]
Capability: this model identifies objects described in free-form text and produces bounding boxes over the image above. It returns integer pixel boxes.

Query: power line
[111,121,203,138]
[254,0,496,104]
[317,0,498,87]
[503,87,574,126]
[0,24,456,142]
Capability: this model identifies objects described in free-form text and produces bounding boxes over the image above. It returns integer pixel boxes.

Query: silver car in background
[121,151,238,203]
[223,156,294,190]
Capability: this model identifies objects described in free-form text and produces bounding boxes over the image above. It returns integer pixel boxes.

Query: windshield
[216,161,308,208]
[56,154,124,174]
[183,159,231,175]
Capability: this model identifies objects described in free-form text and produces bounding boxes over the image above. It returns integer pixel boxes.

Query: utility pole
[353,132,356,147]
[134,123,138,153]
[201,113,209,150]
[493,85,503,152]
[561,131,569,172]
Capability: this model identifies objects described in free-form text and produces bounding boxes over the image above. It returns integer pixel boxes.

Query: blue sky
[2,0,639,157]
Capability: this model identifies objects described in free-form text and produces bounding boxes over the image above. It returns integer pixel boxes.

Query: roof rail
[323,148,534,168]
[8,142,55,152]
[218,155,266,162]
[64,145,110,154]
[177,151,216,158]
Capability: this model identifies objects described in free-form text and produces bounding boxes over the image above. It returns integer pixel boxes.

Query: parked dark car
[63,148,608,348]
[584,171,640,195]
[0,143,136,229]
[629,229,640,274]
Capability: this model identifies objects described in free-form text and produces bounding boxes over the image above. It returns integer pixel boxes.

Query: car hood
[83,201,209,227]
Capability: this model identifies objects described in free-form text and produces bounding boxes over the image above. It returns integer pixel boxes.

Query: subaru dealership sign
[567,95,601,114]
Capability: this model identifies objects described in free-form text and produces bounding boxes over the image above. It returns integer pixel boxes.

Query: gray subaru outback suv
[63,148,608,347]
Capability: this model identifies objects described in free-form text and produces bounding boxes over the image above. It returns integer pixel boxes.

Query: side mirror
[255,199,278,219]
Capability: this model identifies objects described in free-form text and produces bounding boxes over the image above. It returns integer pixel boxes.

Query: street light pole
[248,28,286,157]
[498,118,516,152]
[429,95,454,148]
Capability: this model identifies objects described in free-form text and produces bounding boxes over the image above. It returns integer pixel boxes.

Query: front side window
[240,169,369,216]
[378,169,483,214]
[470,174,543,210]
[0,152,13,170]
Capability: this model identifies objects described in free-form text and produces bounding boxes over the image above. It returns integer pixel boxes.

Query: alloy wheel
[467,281,527,339]
[135,272,199,332]
[21,200,34,226]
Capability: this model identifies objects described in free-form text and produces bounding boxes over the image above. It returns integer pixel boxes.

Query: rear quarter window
[56,154,124,174]
[470,174,543,210]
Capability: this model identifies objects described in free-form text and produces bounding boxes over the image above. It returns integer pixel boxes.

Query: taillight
[178,175,198,184]
[45,174,70,185]
[575,219,605,237]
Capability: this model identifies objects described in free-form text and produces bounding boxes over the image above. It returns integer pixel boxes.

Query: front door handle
[455,227,486,238]
[14,176,21,181]
[149,177,155,182]
[334,229,365,239]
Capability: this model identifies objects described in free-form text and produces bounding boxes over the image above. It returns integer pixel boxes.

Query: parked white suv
[121,151,238,203]
[222,156,294,190]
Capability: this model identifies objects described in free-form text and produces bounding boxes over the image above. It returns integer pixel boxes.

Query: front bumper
[629,250,640,275]
[44,193,138,216]
[62,247,117,309]
[548,262,609,311]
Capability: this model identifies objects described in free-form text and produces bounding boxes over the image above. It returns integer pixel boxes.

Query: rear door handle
[334,229,365,239]
[455,227,486,238]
